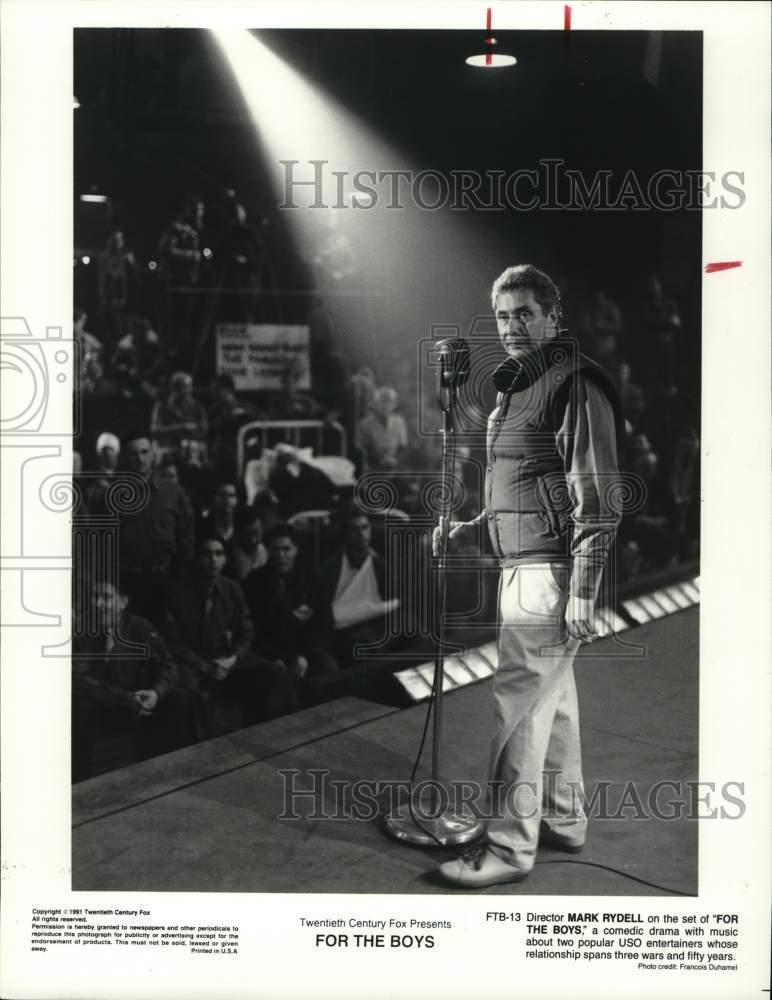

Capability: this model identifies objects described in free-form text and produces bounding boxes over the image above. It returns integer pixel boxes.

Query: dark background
[74,28,702,344]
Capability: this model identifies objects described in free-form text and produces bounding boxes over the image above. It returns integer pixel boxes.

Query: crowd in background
[71,191,701,780]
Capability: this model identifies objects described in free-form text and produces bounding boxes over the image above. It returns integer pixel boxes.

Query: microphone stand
[384,364,484,846]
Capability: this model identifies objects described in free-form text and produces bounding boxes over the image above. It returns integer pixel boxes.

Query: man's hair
[123,429,152,448]
[197,532,227,553]
[265,523,298,547]
[92,575,129,598]
[490,264,561,320]
[212,481,239,499]
[373,386,398,406]
[169,370,194,393]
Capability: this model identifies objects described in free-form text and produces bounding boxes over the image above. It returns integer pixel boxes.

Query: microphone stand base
[383,803,484,847]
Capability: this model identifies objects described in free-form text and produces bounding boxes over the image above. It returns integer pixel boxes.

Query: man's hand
[565,596,600,643]
[212,655,238,681]
[133,689,159,714]
[289,655,309,680]
[431,519,477,557]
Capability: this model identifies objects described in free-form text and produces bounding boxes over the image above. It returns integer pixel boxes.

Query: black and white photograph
[69,19,704,896]
[1,2,769,998]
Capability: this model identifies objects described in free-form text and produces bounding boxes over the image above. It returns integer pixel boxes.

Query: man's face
[175,376,193,400]
[374,393,396,419]
[198,539,227,578]
[213,484,238,514]
[495,289,557,360]
[159,464,179,484]
[92,582,127,630]
[268,535,298,575]
[181,439,203,464]
[99,446,118,471]
[125,438,154,478]
[344,516,371,553]
[238,519,263,552]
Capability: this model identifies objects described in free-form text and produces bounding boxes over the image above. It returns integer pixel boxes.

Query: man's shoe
[438,844,530,888]
[538,824,585,854]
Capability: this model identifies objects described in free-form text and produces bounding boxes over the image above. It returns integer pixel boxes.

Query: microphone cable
[403,387,460,848]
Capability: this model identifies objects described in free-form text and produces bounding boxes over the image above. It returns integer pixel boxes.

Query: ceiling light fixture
[465,7,517,68]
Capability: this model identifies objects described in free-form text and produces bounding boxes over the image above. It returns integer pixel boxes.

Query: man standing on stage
[436,264,622,888]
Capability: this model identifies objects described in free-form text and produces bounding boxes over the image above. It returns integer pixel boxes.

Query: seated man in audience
[163,534,296,737]
[90,430,195,626]
[177,437,216,518]
[151,370,208,458]
[231,509,269,581]
[243,524,339,684]
[72,577,194,781]
[319,507,400,669]
[198,481,240,577]
[82,430,121,510]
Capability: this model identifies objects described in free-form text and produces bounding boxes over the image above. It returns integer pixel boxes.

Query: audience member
[243,524,338,682]
[621,432,680,573]
[231,509,269,581]
[157,195,205,365]
[633,274,683,392]
[90,431,195,625]
[319,508,399,669]
[155,453,181,486]
[177,437,217,517]
[357,386,408,471]
[198,481,240,576]
[98,228,136,351]
[217,201,263,322]
[163,534,296,736]
[72,577,193,781]
[82,431,122,509]
[249,488,283,535]
[668,427,700,560]
[150,371,208,457]
[74,309,104,393]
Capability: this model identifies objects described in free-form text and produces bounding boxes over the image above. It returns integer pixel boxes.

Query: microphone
[492,356,522,393]
[436,338,471,389]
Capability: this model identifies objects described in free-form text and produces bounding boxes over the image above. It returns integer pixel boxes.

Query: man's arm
[72,662,136,710]
[556,376,621,637]
[161,601,215,680]
[144,625,179,700]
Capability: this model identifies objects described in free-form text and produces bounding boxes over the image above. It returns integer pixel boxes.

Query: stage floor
[73,607,698,896]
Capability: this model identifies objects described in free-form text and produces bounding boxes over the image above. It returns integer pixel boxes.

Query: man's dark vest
[484,340,621,564]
